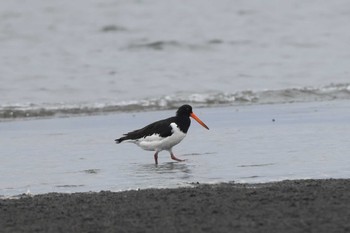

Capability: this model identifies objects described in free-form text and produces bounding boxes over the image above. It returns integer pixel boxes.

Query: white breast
[136,123,186,152]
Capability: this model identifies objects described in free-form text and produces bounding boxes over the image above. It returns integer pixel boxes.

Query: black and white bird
[115,105,209,164]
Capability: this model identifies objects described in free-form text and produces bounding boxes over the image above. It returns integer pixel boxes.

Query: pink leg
[154,152,159,165]
[170,151,185,162]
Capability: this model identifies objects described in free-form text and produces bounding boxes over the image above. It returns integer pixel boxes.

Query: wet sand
[1,179,350,233]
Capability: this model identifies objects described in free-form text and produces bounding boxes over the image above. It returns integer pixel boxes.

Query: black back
[115,105,193,143]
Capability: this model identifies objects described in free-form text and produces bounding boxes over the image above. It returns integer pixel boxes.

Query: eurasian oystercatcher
[115,104,209,164]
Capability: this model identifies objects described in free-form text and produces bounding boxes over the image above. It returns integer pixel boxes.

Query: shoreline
[1,179,350,232]
[1,100,350,196]
[0,97,349,123]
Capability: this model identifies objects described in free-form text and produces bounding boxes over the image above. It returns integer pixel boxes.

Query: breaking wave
[1,83,350,119]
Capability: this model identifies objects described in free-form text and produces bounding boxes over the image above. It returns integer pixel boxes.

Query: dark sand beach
[1,179,350,233]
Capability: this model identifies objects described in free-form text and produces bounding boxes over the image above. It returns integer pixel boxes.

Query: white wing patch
[136,123,186,151]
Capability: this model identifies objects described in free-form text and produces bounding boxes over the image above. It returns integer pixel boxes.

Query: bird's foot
[170,153,185,162]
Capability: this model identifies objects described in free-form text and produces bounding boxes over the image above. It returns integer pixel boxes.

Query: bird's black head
[176,104,209,130]
[176,104,193,117]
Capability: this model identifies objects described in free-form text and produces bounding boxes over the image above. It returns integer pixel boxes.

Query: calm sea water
[1,1,350,196]
[1,100,350,197]
[1,0,350,118]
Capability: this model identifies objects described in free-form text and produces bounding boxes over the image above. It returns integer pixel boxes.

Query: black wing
[115,117,175,143]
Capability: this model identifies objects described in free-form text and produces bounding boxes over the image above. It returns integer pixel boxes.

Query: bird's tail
[115,137,125,144]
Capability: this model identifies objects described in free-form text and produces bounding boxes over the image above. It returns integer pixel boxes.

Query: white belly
[136,123,186,151]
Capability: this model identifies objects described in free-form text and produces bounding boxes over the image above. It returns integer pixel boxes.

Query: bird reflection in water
[136,162,193,180]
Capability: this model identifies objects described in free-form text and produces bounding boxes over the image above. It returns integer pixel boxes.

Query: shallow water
[2,0,350,197]
[1,100,350,197]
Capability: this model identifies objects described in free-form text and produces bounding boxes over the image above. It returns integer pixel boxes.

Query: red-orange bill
[190,113,209,130]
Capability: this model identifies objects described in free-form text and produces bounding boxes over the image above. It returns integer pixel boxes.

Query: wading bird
[115,105,209,164]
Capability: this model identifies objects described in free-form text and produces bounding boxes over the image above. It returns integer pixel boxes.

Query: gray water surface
[1,100,350,197]
[1,0,350,110]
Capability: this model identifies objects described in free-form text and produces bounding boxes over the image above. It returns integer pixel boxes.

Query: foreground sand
[1,179,350,232]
